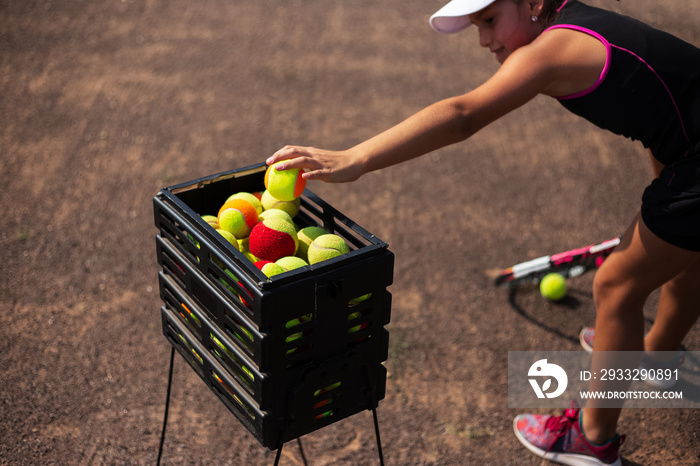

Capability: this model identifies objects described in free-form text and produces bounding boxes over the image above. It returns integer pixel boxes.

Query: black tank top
[549,0,700,164]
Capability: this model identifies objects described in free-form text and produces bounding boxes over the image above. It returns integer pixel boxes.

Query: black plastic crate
[154,162,394,448]
[161,305,388,448]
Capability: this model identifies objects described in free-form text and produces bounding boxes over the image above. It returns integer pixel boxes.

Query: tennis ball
[264,162,306,201]
[296,226,327,262]
[242,250,260,263]
[276,256,308,272]
[259,208,294,226]
[248,218,298,262]
[255,260,286,278]
[308,234,350,265]
[218,199,259,239]
[348,293,372,306]
[201,215,219,229]
[216,229,240,250]
[226,192,263,214]
[261,190,301,218]
[540,273,567,301]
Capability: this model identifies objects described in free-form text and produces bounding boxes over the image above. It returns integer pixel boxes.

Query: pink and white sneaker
[514,405,625,466]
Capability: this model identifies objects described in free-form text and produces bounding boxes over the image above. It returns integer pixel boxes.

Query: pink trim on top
[545,24,612,100]
[610,44,692,145]
[556,0,569,13]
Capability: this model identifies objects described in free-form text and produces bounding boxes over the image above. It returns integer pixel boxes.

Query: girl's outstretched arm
[266,28,604,183]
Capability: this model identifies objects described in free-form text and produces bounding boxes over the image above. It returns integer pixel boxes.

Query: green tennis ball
[296,226,327,261]
[261,190,301,218]
[264,162,306,201]
[348,293,372,307]
[259,208,294,226]
[255,260,286,278]
[237,236,250,253]
[540,273,567,301]
[216,229,240,250]
[201,215,219,229]
[308,234,350,265]
[242,250,260,263]
[226,192,263,215]
[276,256,308,272]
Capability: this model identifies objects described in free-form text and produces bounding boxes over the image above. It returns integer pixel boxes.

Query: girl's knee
[663,260,700,298]
[592,265,648,315]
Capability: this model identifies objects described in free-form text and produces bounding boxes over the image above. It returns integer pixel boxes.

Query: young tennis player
[266,1,700,464]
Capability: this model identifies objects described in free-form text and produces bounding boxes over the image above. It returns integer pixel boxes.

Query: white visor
[429,0,498,34]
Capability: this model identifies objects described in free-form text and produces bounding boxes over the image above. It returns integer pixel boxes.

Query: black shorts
[641,144,700,252]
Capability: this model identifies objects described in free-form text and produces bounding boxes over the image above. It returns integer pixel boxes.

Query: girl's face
[468,0,542,64]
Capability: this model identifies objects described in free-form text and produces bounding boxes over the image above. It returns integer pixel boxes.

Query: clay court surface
[2,0,699,464]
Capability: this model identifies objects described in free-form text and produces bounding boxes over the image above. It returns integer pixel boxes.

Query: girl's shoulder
[506,27,607,98]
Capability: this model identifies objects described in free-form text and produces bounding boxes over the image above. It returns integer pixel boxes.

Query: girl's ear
[528,0,545,16]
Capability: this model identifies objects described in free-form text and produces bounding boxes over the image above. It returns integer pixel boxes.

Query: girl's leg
[645,258,700,353]
[581,213,700,444]
[642,150,700,354]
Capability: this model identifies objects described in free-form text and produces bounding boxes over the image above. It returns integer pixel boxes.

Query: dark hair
[540,0,620,25]
[539,0,567,25]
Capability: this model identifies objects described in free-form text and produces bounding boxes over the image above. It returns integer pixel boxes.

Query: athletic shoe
[514,404,625,466]
[579,327,595,353]
[578,327,683,389]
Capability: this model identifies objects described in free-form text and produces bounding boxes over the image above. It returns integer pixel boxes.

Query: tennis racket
[494,237,621,288]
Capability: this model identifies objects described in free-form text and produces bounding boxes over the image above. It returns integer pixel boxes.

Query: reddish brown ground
[2,1,699,464]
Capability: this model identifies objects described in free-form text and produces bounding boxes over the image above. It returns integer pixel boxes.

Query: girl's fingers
[267,145,306,165]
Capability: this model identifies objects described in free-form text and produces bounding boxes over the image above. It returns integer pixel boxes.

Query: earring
[531,15,538,22]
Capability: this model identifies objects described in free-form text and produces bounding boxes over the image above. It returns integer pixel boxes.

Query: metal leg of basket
[272,437,307,466]
[157,347,176,466]
[272,365,384,466]
[364,363,385,466]
[273,381,308,466]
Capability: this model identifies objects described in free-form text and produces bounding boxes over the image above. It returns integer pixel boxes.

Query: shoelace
[543,405,627,456]
[543,406,580,453]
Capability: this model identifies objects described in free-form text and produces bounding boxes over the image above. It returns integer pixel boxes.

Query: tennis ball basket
[153,163,394,457]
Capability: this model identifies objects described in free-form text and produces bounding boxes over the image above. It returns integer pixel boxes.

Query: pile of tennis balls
[199,163,351,279]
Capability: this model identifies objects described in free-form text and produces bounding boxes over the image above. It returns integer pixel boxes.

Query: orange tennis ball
[218,199,259,239]
[264,162,306,201]
[225,192,263,215]
[249,218,298,262]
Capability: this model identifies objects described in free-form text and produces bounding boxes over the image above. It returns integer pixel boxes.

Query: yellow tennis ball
[264,162,306,201]
[226,192,263,215]
[540,273,567,301]
[201,215,219,229]
[216,229,240,250]
[348,293,372,306]
[261,190,301,218]
[259,208,294,226]
[276,256,308,272]
[296,226,327,262]
[308,234,350,265]
[256,260,286,278]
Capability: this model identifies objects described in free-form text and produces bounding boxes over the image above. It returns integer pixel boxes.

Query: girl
[266,1,700,464]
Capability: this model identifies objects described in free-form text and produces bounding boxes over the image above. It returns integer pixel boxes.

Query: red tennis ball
[249,218,298,262]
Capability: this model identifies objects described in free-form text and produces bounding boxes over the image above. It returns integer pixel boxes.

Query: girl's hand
[266,145,364,183]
